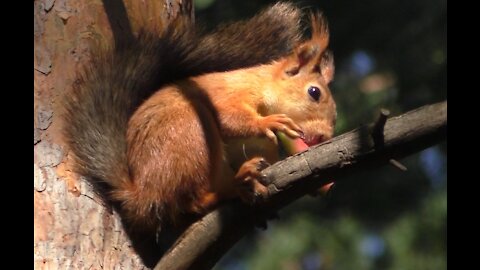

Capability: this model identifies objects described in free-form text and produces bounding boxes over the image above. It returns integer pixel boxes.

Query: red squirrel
[63,2,336,237]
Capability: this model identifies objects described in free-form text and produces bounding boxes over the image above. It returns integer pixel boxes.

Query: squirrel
[63,2,336,244]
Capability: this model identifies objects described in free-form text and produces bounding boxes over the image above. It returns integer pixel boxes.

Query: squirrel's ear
[284,12,330,77]
[285,44,319,76]
[320,50,335,84]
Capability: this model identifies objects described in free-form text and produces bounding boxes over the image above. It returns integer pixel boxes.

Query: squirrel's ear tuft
[309,11,329,55]
[283,11,331,77]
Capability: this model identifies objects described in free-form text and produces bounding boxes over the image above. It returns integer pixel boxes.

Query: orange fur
[118,12,337,228]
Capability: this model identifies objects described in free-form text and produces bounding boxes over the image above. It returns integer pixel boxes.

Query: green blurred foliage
[238,189,446,270]
[195,0,446,269]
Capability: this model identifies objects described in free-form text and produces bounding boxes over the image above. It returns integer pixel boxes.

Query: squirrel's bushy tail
[63,2,304,202]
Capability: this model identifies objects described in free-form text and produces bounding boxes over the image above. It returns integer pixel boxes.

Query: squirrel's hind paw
[234,157,270,204]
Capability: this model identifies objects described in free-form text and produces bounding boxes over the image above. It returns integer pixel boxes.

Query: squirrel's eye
[308,86,321,101]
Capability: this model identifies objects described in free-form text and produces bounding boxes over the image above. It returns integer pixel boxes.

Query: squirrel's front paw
[235,157,270,205]
[257,114,302,144]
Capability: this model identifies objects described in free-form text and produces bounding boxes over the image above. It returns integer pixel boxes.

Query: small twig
[373,109,407,172]
[372,108,391,148]
[389,159,408,171]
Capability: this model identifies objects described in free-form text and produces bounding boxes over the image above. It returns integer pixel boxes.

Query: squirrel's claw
[235,157,270,205]
[258,114,303,143]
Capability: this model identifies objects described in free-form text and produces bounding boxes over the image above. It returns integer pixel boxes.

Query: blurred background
[195,0,446,269]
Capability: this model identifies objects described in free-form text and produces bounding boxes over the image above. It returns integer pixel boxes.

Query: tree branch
[155,100,447,270]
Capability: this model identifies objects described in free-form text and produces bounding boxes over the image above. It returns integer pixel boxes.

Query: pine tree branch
[154,100,447,270]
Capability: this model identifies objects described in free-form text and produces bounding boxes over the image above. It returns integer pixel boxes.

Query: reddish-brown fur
[113,13,337,229]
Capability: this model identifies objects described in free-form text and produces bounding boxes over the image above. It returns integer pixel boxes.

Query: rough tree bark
[155,101,447,270]
[33,0,193,269]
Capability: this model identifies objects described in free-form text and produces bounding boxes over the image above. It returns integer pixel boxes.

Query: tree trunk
[33,0,193,268]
